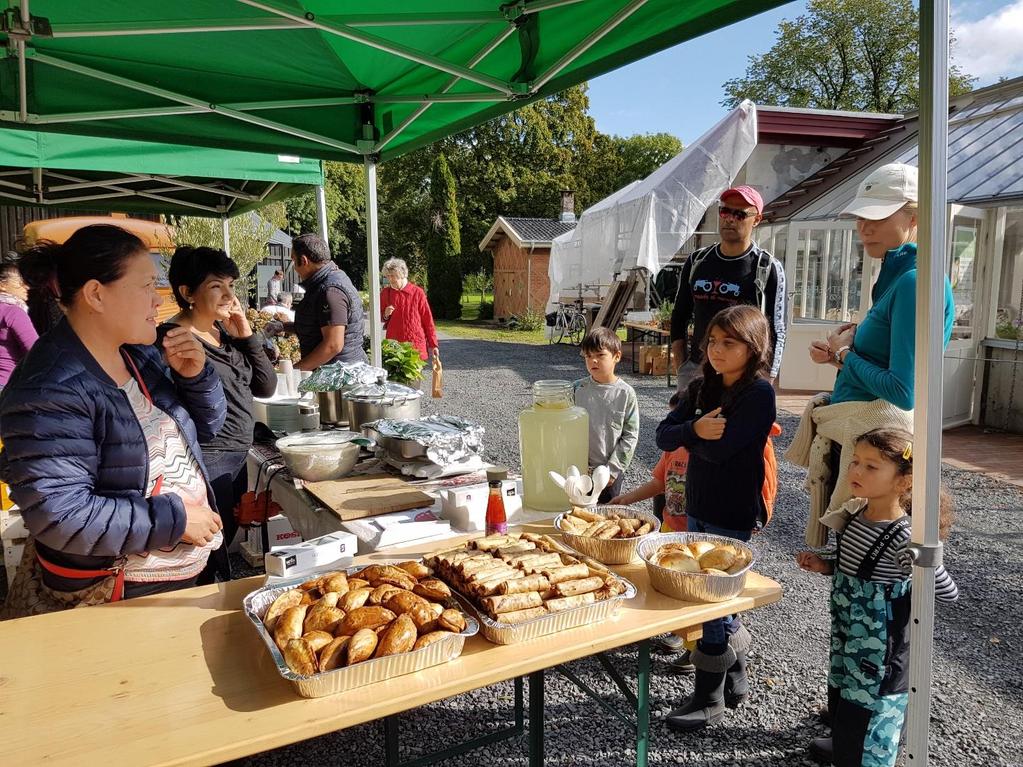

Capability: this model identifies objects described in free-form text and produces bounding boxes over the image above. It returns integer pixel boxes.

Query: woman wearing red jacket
[380,258,439,363]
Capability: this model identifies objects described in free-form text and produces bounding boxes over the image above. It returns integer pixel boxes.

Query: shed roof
[765,76,1023,222]
[478,215,576,251]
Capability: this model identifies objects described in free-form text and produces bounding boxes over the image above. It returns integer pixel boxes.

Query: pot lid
[344,380,422,403]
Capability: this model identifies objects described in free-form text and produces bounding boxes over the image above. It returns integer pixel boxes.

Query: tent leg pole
[316,183,330,247]
[908,2,950,766]
[221,215,231,258]
[365,157,382,368]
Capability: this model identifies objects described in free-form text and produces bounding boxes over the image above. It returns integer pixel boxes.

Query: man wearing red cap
[670,185,787,388]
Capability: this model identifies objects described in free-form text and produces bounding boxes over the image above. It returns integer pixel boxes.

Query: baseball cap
[720,185,763,215]
[841,163,918,220]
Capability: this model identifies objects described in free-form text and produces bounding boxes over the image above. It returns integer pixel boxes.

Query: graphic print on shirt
[692,278,743,300]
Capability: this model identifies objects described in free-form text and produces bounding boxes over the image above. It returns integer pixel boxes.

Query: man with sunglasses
[670,186,787,390]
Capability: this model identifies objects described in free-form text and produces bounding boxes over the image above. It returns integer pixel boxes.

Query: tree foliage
[721,0,975,113]
[171,202,286,298]
[426,153,463,320]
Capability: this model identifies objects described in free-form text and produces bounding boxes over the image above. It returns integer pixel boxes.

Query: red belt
[36,551,126,602]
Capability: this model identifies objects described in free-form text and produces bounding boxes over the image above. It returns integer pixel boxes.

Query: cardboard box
[638,344,669,375]
[266,514,302,549]
[440,479,523,532]
[264,531,357,577]
[650,350,669,376]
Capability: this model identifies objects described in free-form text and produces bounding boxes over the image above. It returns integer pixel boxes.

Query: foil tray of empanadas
[243,562,478,698]
[637,533,756,603]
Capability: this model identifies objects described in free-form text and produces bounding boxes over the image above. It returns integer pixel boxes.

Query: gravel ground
[230,337,1021,767]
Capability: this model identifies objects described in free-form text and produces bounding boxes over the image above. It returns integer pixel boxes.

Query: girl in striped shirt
[797,428,957,767]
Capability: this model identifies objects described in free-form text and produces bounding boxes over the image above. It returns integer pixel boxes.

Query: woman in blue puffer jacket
[0,224,227,616]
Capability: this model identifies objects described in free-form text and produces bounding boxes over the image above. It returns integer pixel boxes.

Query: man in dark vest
[288,233,367,369]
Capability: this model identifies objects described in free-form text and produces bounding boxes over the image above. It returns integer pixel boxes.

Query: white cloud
[954,0,1023,82]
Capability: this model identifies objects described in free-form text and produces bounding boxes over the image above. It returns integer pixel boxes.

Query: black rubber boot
[664,645,735,732]
[808,736,834,764]
[723,624,752,708]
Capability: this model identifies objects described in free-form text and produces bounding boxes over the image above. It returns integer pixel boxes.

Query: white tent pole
[364,157,382,368]
[315,184,330,247]
[906,1,950,764]
[221,215,232,258]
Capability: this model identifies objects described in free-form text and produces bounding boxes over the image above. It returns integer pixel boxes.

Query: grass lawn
[435,293,547,345]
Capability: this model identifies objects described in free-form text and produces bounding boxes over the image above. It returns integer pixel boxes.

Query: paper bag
[431,358,443,398]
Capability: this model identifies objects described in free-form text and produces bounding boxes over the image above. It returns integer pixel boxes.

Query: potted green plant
[381,339,426,385]
[655,300,674,330]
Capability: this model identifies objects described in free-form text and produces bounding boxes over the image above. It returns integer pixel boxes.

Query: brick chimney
[559,190,576,222]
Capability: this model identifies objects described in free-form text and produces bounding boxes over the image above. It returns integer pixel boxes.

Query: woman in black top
[162,246,276,582]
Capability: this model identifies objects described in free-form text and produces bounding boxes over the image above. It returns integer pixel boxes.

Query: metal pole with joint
[905,2,950,764]
[315,182,330,247]
[364,157,382,368]
[221,214,231,258]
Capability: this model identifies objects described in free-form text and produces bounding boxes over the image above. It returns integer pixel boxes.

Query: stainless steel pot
[343,381,422,431]
[316,391,348,425]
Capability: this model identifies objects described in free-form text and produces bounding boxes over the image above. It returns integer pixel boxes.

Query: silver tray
[363,426,429,459]
[554,505,661,565]
[243,567,479,698]
[638,532,755,604]
[455,575,636,645]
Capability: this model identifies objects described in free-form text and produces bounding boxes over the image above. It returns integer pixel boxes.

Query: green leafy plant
[477,299,495,320]
[655,300,674,328]
[382,339,426,385]
[511,309,546,332]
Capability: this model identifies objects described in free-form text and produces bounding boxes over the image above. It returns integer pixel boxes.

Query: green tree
[284,161,367,286]
[426,152,462,320]
[721,0,974,113]
[171,202,287,298]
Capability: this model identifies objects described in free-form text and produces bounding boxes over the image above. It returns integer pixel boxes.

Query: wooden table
[0,526,781,767]
[623,321,673,387]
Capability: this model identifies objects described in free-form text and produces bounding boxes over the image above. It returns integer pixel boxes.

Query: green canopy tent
[0,2,955,764]
[0,126,323,218]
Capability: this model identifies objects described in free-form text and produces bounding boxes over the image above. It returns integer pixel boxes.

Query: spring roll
[497,541,536,557]
[595,522,620,540]
[474,535,517,551]
[500,574,550,595]
[571,507,603,523]
[459,557,506,576]
[495,606,548,624]
[544,592,597,613]
[542,564,590,584]
[552,576,605,597]
[482,591,543,615]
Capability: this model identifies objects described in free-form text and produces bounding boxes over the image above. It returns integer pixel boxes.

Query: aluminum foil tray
[554,505,661,565]
[243,568,479,698]
[638,533,755,604]
[455,576,636,645]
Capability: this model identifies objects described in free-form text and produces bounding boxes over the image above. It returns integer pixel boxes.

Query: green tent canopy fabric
[0,127,323,216]
[0,1,789,163]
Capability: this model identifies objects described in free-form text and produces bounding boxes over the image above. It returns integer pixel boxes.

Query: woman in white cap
[784,162,955,763]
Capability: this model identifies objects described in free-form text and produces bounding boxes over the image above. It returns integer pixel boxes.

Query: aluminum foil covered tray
[298,361,386,393]
[243,567,478,698]
[638,533,755,604]
[364,414,484,465]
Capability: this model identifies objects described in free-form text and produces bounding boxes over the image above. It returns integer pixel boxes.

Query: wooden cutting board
[303,473,434,521]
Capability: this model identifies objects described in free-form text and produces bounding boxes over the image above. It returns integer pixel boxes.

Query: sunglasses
[718,205,757,221]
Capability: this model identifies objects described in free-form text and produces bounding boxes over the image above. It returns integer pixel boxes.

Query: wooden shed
[479,215,577,320]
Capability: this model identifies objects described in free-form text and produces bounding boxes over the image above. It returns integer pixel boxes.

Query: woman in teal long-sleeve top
[809,163,954,411]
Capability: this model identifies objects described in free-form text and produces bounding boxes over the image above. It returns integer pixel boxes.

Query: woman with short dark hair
[163,246,276,583]
[0,225,226,616]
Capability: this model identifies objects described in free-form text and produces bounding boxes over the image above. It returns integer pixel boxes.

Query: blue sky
[586,0,1023,144]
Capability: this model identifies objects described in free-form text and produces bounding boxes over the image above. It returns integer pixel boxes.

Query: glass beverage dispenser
[518,379,589,511]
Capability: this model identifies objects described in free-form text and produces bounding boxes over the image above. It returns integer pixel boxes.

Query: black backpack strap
[856,517,911,580]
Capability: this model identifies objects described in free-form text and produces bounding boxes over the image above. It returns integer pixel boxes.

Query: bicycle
[548,300,588,345]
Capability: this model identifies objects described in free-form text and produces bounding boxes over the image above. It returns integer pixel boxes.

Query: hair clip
[902,443,913,461]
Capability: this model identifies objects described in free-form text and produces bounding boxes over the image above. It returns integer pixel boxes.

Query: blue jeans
[688,517,753,650]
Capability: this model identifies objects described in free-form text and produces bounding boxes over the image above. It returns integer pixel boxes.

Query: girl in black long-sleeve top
[655,304,776,733]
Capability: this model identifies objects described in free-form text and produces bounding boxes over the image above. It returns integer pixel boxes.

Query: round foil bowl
[638,532,755,603]
[554,505,661,565]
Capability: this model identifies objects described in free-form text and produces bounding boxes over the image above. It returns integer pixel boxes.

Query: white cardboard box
[440,479,523,532]
[264,531,357,577]
[266,514,302,548]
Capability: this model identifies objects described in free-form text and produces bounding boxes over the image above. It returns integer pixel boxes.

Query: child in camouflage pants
[797,429,958,766]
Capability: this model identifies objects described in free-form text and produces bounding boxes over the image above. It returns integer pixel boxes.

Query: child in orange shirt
[610,392,689,532]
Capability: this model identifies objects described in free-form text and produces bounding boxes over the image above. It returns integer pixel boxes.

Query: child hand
[693,407,726,440]
[796,551,830,574]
